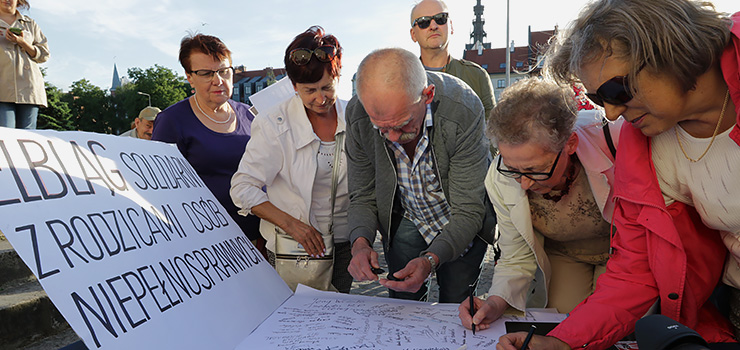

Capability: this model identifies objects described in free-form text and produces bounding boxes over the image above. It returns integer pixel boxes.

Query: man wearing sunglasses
[410,0,495,120]
[345,48,496,303]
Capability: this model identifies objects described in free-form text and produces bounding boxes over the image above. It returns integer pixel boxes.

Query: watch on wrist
[423,254,437,271]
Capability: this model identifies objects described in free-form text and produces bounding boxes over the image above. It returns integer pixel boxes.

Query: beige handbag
[274,134,343,292]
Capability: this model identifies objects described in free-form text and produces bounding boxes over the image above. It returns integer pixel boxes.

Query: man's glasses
[289,46,338,66]
[412,12,449,29]
[496,150,562,181]
[190,67,234,80]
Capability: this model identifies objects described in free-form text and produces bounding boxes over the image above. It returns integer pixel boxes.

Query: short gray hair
[355,48,427,105]
[487,77,577,152]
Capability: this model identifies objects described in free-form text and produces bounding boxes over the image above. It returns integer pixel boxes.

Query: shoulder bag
[274,133,344,291]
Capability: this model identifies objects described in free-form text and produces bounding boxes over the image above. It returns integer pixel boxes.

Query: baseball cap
[138,106,161,121]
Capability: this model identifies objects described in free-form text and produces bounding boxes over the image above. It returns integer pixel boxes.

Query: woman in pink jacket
[497,0,740,349]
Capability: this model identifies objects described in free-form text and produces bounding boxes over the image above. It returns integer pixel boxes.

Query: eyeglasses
[189,67,234,80]
[412,12,449,29]
[289,46,338,66]
[496,150,562,181]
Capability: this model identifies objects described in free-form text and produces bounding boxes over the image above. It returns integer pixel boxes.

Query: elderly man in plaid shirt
[345,48,496,303]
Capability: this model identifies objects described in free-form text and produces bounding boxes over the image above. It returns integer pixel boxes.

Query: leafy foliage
[39,65,192,134]
[38,82,73,130]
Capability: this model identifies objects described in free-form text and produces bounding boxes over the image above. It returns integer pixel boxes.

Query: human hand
[4,27,23,44]
[378,256,430,293]
[497,333,571,350]
[347,238,380,281]
[282,218,325,257]
[458,295,508,331]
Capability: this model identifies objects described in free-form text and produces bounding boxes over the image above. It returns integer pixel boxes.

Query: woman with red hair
[230,26,352,292]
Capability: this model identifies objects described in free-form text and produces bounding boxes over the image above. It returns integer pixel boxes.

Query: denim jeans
[0,102,38,129]
[384,217,486,303]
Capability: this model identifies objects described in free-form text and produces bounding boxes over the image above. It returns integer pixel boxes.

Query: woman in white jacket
[459,77,622,330]
[230,26,351,292]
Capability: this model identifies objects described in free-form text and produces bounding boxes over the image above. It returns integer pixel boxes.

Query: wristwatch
[423,253,438,272]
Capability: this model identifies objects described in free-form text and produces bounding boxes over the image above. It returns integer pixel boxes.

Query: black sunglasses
[585,76,634,107]
[412,12,449,29]
[289,46,338,66]
[585,65,645,107]
[496,150,562,181]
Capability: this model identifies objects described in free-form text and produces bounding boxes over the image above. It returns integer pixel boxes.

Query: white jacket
[230,95,349,252]
[486,110,621,311]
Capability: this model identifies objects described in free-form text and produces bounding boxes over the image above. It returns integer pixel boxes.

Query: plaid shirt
[386,105,451,244]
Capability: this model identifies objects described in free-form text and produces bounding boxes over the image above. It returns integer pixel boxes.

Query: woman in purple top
[152,33,262,247]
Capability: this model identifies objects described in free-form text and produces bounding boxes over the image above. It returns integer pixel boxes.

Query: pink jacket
[724,12,740,146]
[547,123,735,349]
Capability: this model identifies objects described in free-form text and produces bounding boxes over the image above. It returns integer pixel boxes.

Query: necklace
[541,159,578,203]
[193,95,234,125]
[676,90,729,163]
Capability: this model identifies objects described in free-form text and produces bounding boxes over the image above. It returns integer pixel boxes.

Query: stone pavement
[350,235,497,302]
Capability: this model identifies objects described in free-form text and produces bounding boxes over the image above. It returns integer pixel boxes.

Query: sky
[27,0,737,100]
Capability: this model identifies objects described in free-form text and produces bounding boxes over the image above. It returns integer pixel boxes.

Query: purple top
[152,98,260,240]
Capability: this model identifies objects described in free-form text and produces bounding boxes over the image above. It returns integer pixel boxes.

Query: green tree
[128,64,190,108]
[111,65,190,128]
[38,82,73,130]
[64,79,118,133]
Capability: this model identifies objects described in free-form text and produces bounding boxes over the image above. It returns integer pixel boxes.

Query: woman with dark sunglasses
[497,1,740,350]
[457,77,622,333]
[230,26,352,293]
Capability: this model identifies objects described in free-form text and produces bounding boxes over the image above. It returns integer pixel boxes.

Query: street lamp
[505,0,510,88]
[137,91,151,107]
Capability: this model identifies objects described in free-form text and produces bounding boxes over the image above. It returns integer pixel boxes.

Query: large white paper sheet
[239,285,567,350]
[0,127,292,350]
[248,76,294,116]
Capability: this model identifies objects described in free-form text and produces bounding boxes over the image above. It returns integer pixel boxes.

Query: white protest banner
[0,127,292,349]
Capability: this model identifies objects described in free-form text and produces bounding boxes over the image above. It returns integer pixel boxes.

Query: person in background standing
[0,0,49,129]
[410,0,495,119]
[120,106,160,140]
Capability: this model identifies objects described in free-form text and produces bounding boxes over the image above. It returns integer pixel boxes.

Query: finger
[302,232,321,257]
[348,255,374,281]
[370,250,380,269]
[380,277,422,293]
[457,300,473,328]
[310,228,326,254]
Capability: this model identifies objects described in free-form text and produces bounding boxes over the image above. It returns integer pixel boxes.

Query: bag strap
[602,121,617,159]
[328,133,344,234]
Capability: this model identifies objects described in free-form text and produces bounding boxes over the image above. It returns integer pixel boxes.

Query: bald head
[356,48,427,107]
[410,0,448,26]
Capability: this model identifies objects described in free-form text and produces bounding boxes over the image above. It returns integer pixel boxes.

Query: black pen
[520,324,536,350]
[468,284,476,335]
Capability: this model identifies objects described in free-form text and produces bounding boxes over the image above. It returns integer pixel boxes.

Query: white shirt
[653,126,740,287]
[230,95,349,252]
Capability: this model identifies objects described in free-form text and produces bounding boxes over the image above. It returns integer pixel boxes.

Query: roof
[462,29,556,74]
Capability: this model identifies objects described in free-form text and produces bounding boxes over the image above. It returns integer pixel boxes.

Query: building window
[481,64,488,69]
[499,63,506,69]
[497,79,505,88]
[516,61,524,68]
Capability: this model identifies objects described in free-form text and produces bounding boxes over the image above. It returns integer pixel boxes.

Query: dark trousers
[384,217,486,303]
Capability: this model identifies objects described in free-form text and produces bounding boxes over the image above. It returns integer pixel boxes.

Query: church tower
[466,0,491,51]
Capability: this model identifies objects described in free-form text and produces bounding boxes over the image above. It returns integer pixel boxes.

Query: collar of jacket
[612,122,665,207]
[283,94,347,150]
